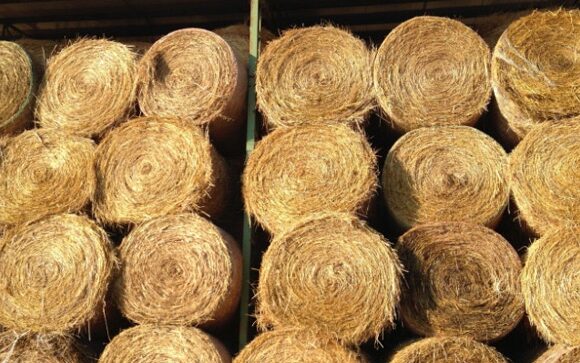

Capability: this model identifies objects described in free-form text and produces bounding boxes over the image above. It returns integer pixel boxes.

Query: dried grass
[534,345,580,363]
[388,337,508,363]
[15,39,61,78]
[491,9,580,145]
[397,222,524,342]
[98,325,230,363]
[509,122,579,236]
[114,213,242,327]
[137,28,247,146]
[93,117,229,226]
[0,129,96,227]
[256,25,374,129]
[373,16,491,133]
[521,226,579,346]
[382,125,509,229]
[0,214,115,333]
[0,332,83,363]
[214,24,276,65]
[234,328,365,363]
[35,38,137,138]
[257,213,402,345]
[0,41,34,135]
[243,124,377,235]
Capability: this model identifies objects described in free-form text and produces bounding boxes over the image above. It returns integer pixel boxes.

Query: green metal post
[239,0,260,351]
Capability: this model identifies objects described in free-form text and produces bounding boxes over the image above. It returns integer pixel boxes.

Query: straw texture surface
[215,24,275,65]
[15,39,61,77]
[534,346,580,363]
[0,332,83,363]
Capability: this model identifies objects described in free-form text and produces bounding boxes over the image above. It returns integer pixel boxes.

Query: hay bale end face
[257,213,402,345]
[382,125,509,229]
[234,329,364,363]
[0,41,34,135]
[114,213,242,327]
[491,9,580,145]
[36,39,137,138]
[509,122,580,236]
[522,226,579,346]
[373,16,491,133]
[0,214,115,333]
[534,346,580,363]
[93,117,229,226]
[0,129,96,227]
[256,25,374,129]
[0,332,83,363]
[243,124,377,235]
[397,222,524,342]
[388,337,508,363]
[98,325,230,363]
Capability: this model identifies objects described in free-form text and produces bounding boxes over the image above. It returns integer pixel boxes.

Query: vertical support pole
[239,0,261,351]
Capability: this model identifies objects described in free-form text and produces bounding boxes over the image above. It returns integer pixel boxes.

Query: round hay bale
[137,28,246,147]
[0,332,83,363]
[521,226,579,345]
[382,125,509,230]
[234,329,365,363]
[114,213,242,327]
[98,325,230,363]
[397,222,524,342]
[93,116,229,226]
[534,346,580,363]
[36,38,137,138]
[0,213,115,333]
[214,24,276,65]
[388,337,508,363]
[491,9,580,145]
[509,122,579,236]
[0,129,96,226]
[373,16,491,133]
[0,41,34,135]
[243,124,377,235]
[257,213,402,345]
[256,25,374,129]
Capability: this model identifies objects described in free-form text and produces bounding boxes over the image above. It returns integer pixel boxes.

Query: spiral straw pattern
[0,332,83,363]
[99,325,230,363]
[373,16,491,133]
[382,125,509,229]
[256,25,374,129]
[257,213,402,345]
[93,117,229,226]
[534,346,580,363]
[509,122,579,236]
[521,226,579,346]
[388,337,508,363]
[0,129,96,226]
[397,222,524,341]
[492,9,580,145]
[36,39,137,138]
[243,124,377,235]
[234,329,364,363]
[0,41,34,135]
[114,213,242,327]
[0,214,115,333]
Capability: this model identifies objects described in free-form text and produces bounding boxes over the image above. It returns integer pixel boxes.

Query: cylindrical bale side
[214,24,276,65]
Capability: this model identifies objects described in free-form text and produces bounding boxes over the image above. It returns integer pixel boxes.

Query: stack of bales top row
[0,26,264,362]
[238,10,579,363]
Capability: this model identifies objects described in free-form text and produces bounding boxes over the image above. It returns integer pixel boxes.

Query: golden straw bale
[521,226,579,346]
[0,129,96,227]
[0,41,34,135]
[382,125,509,230]
[36,39,137,138]
[534,346,580,363]
[0,332,83,363]
[0,214,115,333]
[243,124,377,235]
[373,16,491,133]
[256,25,374,129]
[388,337,508,363]
[397,222,524,341]
[257,213,402,345]
[509,122,579,236]
[491,9,580,145]
[114,213,242,327]
[99,325,230,363]
[214,24,276,64]
[93,117,229,226]
[234,329,365,363]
